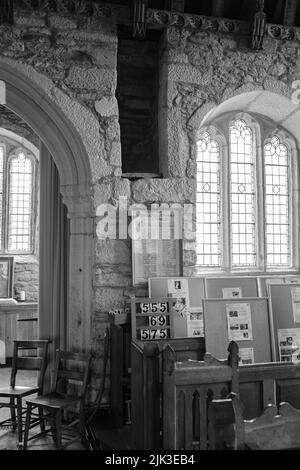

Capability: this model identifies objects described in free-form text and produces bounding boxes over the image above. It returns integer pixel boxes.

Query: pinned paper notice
[0,81,6,105]
[0,340,5,365]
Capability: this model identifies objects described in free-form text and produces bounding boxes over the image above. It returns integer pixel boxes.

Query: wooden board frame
[131,297,178,341]
[203,297,275,364]
[258,275,300,297]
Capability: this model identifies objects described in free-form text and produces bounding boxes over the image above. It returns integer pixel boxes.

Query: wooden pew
[163,341,239,450]
[239,361,300,418]
[131,336,205,450]
[109,312,131,427]
[209,394,300,450]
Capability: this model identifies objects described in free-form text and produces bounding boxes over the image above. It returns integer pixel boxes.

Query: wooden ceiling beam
[283,0,298,25]
[164,0,185,12]
[0,0,13,24]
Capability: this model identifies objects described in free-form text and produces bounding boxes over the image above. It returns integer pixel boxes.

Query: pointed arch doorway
[0,61,94,368]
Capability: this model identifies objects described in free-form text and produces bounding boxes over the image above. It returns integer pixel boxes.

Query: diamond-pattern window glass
[230,119,256,267]
[8,153,33,252]
[196,132,221,267]
[264,136,290,267]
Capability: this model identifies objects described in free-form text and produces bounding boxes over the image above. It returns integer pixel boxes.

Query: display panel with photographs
[148,276,206,338]
[203,297,274,364]
[269,284,300,361]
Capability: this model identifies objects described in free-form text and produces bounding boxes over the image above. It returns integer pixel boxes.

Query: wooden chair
[23,350,92,450]
[208,393,300,450]
[0,340,49,449]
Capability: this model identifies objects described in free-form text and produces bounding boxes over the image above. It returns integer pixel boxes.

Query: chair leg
[16,398,23,449]
[38,408,45,433]
[78,412,86,445]
[10,397,17,430]
[55,410,62,450]
[23,403,32,451]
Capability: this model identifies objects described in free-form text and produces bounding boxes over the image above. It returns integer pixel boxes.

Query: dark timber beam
[283,0,298,25]
[212,0,225,17]
[164,0,185,12]
[272,0,284,24]
[0,0,13,24]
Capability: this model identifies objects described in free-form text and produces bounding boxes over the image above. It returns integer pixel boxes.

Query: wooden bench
[209,394,300,450]
[132,344,300,450]
[163,341,239,450]
[131,336,205,450]
[109,312,131,427]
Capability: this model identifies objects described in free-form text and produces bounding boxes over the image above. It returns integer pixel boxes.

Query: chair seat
[25,392,79,410]
[0,386,39,398]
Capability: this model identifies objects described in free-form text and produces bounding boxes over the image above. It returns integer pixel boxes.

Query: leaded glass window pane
[230,119,256,267]
[8,153,33,252]
[264,136,290,267]
[196,132,221,266]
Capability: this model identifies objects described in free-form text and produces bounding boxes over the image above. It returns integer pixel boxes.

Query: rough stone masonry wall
[14,258,39,301]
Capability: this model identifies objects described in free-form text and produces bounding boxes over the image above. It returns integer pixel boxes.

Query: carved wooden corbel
[132,0,148,38]
[251,0,266,50]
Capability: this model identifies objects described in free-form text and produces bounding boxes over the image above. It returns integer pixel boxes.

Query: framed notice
[132,238,182,286]
[131,207,183,286]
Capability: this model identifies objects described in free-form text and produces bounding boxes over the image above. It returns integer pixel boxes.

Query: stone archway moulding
[0,60,92,218]
[0,61,94,353]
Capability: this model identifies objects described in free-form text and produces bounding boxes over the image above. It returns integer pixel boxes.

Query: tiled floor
[0,367,132,451]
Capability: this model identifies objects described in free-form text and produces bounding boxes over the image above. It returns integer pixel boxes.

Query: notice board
[205,276,259,299]
[258,276,300,297]
[269,283,300,362]
[203,297,274,364]
[148,277,205,338]
[148,277,205,308]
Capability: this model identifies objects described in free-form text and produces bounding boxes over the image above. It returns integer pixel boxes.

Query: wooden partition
[239,361,300,419]
[163,342,239,450]
[131,336,205,450]
[131,338,300,450]
[0,303,38,361]
[109,312,131,427]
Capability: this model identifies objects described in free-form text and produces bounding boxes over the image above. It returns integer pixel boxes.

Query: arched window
[0,144,37,254]
[264,136,290,267]
[196,115,296,273]
[230,119,256,268]
[196,131,221,267]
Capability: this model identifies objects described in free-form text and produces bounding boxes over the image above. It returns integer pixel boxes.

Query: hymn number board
[131,297,175,341]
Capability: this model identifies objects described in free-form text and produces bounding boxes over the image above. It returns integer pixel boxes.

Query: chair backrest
[52,350,92,409]
[10,340,49,392]
[208,394,300,450]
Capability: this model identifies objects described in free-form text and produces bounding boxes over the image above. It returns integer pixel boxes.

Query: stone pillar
[60,184,94,353]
